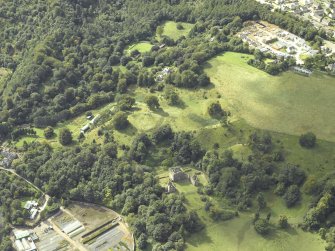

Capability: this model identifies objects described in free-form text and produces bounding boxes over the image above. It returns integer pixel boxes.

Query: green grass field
[186,212,325,251]
[126,42,153,54]
[205,52,335,142]
[158,21,194,40]
[158,168,325,251]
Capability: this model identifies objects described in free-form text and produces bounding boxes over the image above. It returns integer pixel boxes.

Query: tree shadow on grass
[283,225,298,235]
[186,228,213,249]
[152,107,169,117]
[116,123,138,136]
[170,99,187,110]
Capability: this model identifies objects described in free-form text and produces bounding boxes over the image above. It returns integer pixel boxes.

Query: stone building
[166,181,177,194]
[169,167,188,182]
[190,174,200,186]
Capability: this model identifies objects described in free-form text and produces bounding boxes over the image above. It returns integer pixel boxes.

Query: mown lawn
[158,21,194,41]
[186,212,325,251]
[205,52,335,142]
[126,42,153,54]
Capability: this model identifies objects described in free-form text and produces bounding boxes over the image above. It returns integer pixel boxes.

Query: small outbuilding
[190,174,200,186]
[169,167,188,182]
[166,181,177,194]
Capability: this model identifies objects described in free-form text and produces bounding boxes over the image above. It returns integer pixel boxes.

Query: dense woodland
[0,0,327,132]
[0,172,41,250]
[0,0,334,250]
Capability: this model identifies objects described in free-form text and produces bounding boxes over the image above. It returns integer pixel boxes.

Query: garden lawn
[126,42,153,54]
[158,21,194,40]
[205,52,335,142]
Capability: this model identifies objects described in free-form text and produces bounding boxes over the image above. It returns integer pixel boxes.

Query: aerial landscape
[0,0,335,250]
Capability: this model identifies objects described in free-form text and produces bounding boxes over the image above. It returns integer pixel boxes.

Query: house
[23,201,39,220]
[80,124,90,134]
[162,67,171,75]
[166,181,177,193]
[13,230,37,251]
[90,114,101,125]
[190,175,200,186]
[169,167,188,182]
[13,230,30,240]
[23,201,38,211]
[292,66,312,76]
[29,208,38,220]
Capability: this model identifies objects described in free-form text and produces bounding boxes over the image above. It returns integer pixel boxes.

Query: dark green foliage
[142,56,155,67]
[0,171,40,245]
[152,125,174,144]
[249,131,273,154]
[278,165,306,187]
[0,0,330,247]
[145,95,160,110]
[171,132,204,164]
[208,102,226,118]
[164,88,181,106]
[138,233,148,249]
[112,112,129,130]
[278,215,289,229]
[283,185,301,208]
[254,218,270,235]
[303,192,335,230]
[103,143,118,159]
[256,192,266,210]
[44,126,54,139]
[118,95,136,111]
[129,133,152,163]
[208,206,236,221]
[11,128,36,141]
[59,128,72,145]
[13,141,204,247]
[299,132,317,148]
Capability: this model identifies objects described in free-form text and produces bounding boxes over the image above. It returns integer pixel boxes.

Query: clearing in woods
[204,52,335,142]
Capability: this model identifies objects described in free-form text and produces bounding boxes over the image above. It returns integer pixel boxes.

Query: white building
[13,230,37,251]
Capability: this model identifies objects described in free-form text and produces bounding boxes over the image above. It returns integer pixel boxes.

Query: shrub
[254,219,270,235]
[44,126,54,139]
[113,112,129,130]
[299,132,316,148]
[278,215,289,229]
[283,185,301,208]
[59,128,72,145]
[208,102,226,118]
[145,95,160,110]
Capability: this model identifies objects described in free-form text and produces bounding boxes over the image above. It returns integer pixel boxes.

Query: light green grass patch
[205,52,335,142]
[186,212,325,251]
[157,21,194,41]
[126,42,153,54]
